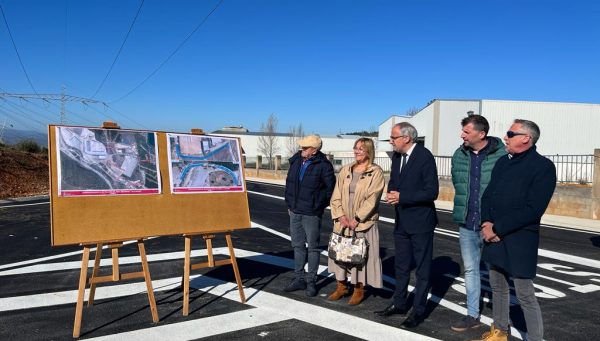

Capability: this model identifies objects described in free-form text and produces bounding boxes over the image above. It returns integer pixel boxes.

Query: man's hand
[481,221,500,242]
[386,191,400,205]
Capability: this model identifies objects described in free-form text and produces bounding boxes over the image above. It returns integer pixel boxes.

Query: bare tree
[257,113,280,169]
[404,107,420,116]
[285,123,304,157]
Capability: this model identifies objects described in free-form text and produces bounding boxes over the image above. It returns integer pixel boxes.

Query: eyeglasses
[506,131,528,138]
[353,148,366,153]
[389,135,407,140]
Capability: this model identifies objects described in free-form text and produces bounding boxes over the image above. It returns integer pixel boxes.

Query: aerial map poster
[55,126,161,196]
[167,133,244,193]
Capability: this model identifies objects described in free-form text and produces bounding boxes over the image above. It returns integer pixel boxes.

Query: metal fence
[333,157,392,173]
[249,154,595,184]
[431,155,595,184]
[334,154,595,184]
[545,154,595,184]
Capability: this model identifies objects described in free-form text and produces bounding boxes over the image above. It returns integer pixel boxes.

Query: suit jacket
[388,144,439,234]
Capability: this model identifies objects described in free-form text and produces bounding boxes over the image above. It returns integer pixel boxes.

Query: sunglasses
[506,131,528,138]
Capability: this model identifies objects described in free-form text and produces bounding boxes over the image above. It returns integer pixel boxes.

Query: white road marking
[0,239,153,271]
[247,190,285,201]
[86,276,439,341]
[0,228,515,339]
[0,265,438,340]
[86,307,290,341]
[0,201,49,208]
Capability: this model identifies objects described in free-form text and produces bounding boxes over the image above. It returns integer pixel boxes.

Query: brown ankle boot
[348,282,364,305]
[327,280,349,301]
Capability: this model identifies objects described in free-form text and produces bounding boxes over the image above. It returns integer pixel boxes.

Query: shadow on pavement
[426,256,460,316]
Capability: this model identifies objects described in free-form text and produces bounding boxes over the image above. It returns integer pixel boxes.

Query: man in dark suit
[375,122,439,329]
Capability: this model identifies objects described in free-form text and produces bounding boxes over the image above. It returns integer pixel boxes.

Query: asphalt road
[1,181,600,340]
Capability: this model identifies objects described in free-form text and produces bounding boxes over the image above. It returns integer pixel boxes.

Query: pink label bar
[60,189,159,196]
[173,187,244,193]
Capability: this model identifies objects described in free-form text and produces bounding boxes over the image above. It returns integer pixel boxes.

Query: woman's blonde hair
[354,137,375,167]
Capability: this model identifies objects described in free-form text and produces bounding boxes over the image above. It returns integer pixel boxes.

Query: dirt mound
[0,147,49,199]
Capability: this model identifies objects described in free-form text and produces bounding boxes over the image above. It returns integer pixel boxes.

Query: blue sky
[1,0,599,135]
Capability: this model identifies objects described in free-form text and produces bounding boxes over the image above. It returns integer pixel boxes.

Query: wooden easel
[182,231,246,316]
[179,128,246,315]
[72,240,159,338]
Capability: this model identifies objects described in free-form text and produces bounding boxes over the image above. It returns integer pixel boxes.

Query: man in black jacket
[375,122,439,329]
[474,119,556,341]
[283,135,335,297]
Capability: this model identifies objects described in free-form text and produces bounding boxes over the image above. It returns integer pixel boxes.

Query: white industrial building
[378,99,600,156]
[211,126,370,160]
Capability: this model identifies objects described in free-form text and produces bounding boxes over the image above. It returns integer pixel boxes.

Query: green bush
[14,139,42,153]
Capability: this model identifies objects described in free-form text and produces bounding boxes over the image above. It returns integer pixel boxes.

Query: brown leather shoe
[327,280,349,301]
[348,282,364,305]
[471,325,508,341]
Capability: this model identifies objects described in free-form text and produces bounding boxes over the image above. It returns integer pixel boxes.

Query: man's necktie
[399,153,407,175]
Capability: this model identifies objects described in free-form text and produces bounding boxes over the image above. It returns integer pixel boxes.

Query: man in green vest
[450,115,506,332]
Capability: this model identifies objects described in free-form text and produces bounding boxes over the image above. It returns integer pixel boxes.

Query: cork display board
[48,125,250,246]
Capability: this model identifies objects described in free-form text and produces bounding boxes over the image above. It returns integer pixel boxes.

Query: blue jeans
[459,226,484,318]
[289,211,322,282]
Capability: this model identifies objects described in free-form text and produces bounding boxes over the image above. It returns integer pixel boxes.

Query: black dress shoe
[401,312,425,329]
[374,304,408,317]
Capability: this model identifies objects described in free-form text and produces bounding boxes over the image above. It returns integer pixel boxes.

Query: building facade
[378,99,600,156]
[211,127,373,162]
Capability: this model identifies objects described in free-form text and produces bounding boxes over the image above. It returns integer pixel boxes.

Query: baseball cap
[297,135,322,149]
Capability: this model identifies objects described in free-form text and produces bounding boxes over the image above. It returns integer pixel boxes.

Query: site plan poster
[56,126,161,196]
[167,133,244,193]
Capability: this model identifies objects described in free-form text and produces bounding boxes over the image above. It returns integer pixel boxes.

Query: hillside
[1,128,48,147]
[0,147,49,199]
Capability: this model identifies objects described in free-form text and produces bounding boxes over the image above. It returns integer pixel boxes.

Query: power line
[0,110,45,139]
[0,97,56,122]
[91,0,145,98]
[0,102,47,132]
[0,108,47,141]
[0,4,38,94]
[111,0,224,103]
[0,87,146,129]
[63,0,68,83]
[0,92,102,125]
[87,103,150,130]
[3,95,99,127]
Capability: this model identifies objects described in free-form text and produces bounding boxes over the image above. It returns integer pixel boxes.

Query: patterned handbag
[327,227,369,266]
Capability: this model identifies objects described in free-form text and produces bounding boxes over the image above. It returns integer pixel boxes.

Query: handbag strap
[340,227,357,238]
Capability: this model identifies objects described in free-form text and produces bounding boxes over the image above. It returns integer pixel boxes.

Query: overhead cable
[1,97,56,122]
[88,103,150,130]
[0,5,38,94]
[0,103,48,131]
[91,0,145,98]
[111,0,224,103]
